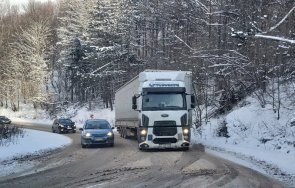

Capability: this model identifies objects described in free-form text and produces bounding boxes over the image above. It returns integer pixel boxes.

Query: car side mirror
[79,128,83,131]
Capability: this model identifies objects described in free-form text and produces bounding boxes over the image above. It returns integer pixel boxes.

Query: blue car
[80,119,114,148]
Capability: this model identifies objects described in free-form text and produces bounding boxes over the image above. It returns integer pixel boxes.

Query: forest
[0,0,294,125]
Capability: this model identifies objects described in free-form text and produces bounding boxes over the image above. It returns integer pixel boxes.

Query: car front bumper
[60,127,76,133]
[81,136,114,145]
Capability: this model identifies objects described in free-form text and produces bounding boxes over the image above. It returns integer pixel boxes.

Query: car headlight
[140,129,147,136]
[107,132,113,137]
[60,124,64,128]
[183,128,189,135]
[85,132,91,137]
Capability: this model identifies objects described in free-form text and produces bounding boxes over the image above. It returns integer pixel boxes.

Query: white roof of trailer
[139,70,191,82]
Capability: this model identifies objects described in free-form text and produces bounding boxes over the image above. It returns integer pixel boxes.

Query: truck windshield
[142,93,186,111]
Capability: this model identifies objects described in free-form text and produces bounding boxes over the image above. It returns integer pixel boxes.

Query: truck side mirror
[132,95,137,110]
[191,95,196,108]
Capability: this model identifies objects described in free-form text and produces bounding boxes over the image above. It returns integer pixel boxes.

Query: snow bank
[0,129,72,161]
[193,95,295,186]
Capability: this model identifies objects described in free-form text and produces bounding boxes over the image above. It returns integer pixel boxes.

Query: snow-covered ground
[0,129,72,177]
[192,95,295,186]
[0,88,295,186]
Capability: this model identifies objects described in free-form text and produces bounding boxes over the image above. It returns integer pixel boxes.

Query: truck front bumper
[139,140,190,150]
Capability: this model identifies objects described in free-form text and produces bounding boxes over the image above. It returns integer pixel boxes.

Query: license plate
[95,137,103,141]
[160,144,171,148]
[67,127,72,129]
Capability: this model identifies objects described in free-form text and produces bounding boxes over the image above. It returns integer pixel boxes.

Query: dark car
[52,118,76,133]
[0,116,11,124]
[80,119,114,148]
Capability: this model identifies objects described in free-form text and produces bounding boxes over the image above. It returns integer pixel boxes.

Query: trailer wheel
[123,128,127,138]
[120,128,124,138]
[119,128,123,137]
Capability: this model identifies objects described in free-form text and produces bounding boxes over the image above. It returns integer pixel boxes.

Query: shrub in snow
[259,138,272,144]
[0,125,24,146]
[215,119,230,138]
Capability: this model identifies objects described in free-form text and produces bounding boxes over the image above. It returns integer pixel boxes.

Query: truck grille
[153,138,177,144]
[154,121,176,126]
[153,127,177,136]
[153,121,177,136]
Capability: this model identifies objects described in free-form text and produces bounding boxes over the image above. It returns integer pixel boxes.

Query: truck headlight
[140,129,147,136]
[183,128,189,135]
[107,132,113,137]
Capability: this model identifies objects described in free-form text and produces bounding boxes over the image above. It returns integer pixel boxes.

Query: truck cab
[133,71,195,150]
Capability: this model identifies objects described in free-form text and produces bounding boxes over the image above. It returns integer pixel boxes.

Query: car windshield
[85,120,110,129]
[59,119,72,124]
[142,93,186,111]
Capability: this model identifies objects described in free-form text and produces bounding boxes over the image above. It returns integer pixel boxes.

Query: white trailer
[115,70,195,150]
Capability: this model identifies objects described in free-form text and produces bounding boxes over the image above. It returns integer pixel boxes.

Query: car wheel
[138,146,145,151]
[181,147,189,151]
[81,144,86,148]
[109,143,114,147]
[52,127,55,133]
[72,130,76,133]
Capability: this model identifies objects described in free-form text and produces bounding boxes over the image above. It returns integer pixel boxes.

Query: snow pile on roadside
[0,129,72,177]
[0,129,72,161]
[192,96,295,186]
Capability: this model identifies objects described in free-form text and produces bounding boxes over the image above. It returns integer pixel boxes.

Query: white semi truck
[115,70,195,150]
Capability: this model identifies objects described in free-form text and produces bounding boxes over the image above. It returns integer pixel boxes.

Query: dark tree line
[1,0,295,122]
